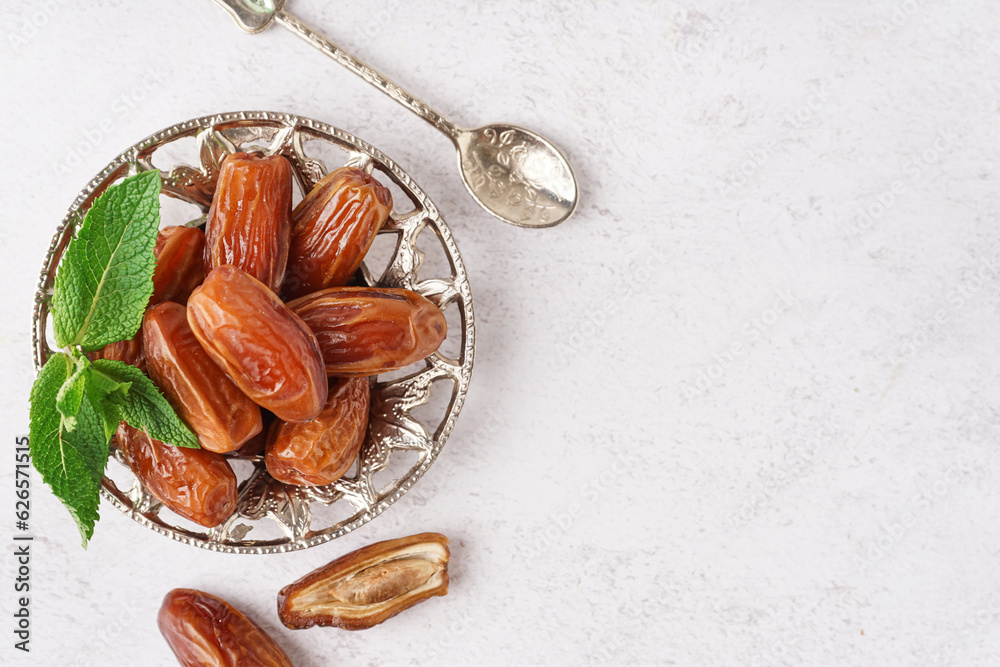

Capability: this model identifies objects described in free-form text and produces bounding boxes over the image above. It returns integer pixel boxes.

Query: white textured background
[1,1,999,665]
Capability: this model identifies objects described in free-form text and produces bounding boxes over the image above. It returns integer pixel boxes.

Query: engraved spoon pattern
[210,0,579,228]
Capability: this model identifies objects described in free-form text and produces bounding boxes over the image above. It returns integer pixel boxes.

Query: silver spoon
[210,0,579,228]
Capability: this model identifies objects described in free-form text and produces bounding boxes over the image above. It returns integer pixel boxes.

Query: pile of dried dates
[93,152,448,528]
[94,153,455,663]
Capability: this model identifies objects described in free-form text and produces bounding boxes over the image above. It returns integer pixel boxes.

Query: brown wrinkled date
[116,423,237,528]
[88,332,145,372]
[153,225,207,305]
[205,152,293,294]
[187,265,328,422]
[231,410,275,459]
[143,302,262,453]
[283,167,393,299]
[288,287,447,376]
[159,589,294,667]
[278,532,449,630]
[266,377,370,486]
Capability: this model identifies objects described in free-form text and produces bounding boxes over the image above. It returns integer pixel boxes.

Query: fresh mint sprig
[51,171,160,351]
[29,171,200,547]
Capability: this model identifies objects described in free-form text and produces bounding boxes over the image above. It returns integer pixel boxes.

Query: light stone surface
[1,1,999,665]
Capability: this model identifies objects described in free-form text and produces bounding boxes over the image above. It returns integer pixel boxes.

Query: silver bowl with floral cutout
[32,111,474,553]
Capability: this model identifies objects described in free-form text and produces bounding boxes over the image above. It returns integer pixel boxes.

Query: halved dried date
[159,589,294,667]
[153,225,206,305]
[265,377,369,486]
[187,265,328,422]
[116,423,237,528]
[288,287,447,376]
[205,152,292,294]
[278,532,449,630]
[144,302,262,453]
[283,167,392,299]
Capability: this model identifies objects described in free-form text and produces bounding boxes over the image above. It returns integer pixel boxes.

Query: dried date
[144,302,262,453]
[116,423,238,528]
[88,331,145,372]
[152,225,207,305]
[277,532,449,630]
[288,287,447,376]
[205,152,293,294]
[187,265,328,422]
[265,377,369,486]
[230,410,275,459]
[159,589,294,667]
[283,167,392,299]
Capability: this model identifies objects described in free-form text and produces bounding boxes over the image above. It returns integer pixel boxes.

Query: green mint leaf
[89,397,122,446]
[84,365,132,441]
[55,355,89,431]
[50,171,161,351]
[91,359,200,449]
[85,364,132,402]
[29,353,111,547]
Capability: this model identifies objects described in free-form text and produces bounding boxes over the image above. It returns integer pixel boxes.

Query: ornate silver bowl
[32,111,474,553]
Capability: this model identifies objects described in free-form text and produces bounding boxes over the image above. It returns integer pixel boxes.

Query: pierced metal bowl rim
[32,110,475,554]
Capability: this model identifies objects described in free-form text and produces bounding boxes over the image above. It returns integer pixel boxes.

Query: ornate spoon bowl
[32,111,475,554]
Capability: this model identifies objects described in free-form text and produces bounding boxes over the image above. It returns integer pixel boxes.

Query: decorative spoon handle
[274,10,461,141]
